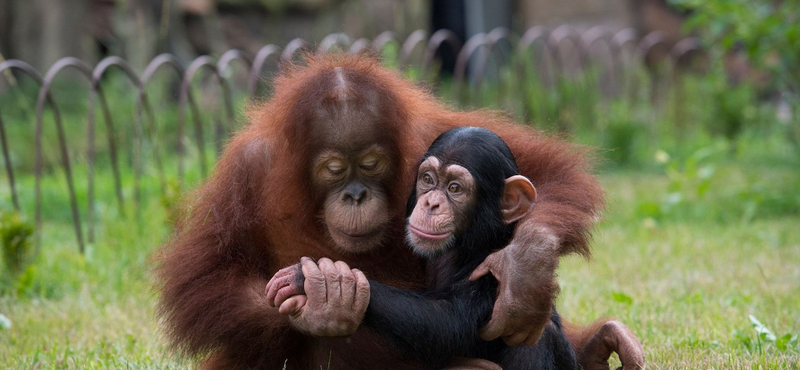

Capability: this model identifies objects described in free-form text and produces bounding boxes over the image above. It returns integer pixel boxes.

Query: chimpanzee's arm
[364,277,498,367]
[267,264,499,366]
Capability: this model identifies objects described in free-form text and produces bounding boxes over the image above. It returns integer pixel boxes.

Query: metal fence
[0,26,703,252]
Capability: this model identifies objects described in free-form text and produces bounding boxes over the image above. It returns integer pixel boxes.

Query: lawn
[1,133,798,368]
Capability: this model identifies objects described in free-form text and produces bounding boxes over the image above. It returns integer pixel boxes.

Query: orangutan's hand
[470,227,559,346]
[272,257,370,337]
[577,320,645,370]
[442,357,503,370]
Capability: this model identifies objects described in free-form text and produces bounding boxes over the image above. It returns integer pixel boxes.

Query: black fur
[363,127,580,370]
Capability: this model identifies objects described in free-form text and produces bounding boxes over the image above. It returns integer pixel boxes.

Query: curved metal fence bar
[0,27,711,253]
[613,28,639,49]
[86,56,145,241]
[218,49,253,73]
[637,31,672,97]
[0,113,16,208]
[139,54,186,200]
[0,60,44,211]
[517,26,547,56]
[611,28,641,95]
[671,37,704,69]
[282,38,309,63]
[34,57,94,253]
[318,33,352,54]
[485,28,514,56]
[580,26,613,54]
[0,59,44,81]
[637,31,670,65]
[249,45,281,97]
[483,27,518,106]
[370,31,397,54]
[141,54,185,84]
[177,55,220,181]
[453,32,488,97]
[348,38,370,55]
[515,26,554,106]
[472,27,514,88]
[548,25,584,77]
[422,29,462,78]
[216,49,252,149]
[579,26,618,94]
[516,26,555,87]
[612,28,639,65]
[516,26,551,70]
[398,29,428,68]
[580,26,615,65]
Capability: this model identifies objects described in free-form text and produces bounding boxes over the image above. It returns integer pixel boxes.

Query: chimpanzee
[269,126,579,369]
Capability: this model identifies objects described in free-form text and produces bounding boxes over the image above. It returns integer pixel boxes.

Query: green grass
[1,145,798,369]
[559,166,800,369]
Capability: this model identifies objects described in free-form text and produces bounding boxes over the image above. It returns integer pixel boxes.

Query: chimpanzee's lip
[408,224,451,240]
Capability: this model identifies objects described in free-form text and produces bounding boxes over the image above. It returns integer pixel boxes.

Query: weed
[733,316,799,354]
[0,210,35,275]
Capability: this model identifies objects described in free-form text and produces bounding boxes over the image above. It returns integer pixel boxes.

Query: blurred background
[0,0,686,70]
[0,0,798,368]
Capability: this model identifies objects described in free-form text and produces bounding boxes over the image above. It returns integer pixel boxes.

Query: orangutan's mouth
[333,227,382,240]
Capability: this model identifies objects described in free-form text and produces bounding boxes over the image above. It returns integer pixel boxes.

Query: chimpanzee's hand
[470,227,559,346]
[272,257,370,337]
[266,263,305,308]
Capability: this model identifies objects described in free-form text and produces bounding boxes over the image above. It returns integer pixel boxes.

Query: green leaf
[732,329,754,351]
[0,313,11,330]
[611,291,634,305]
[636,201,662,218]
[697,179,713,198]
[697,166,716,181]
[663,192,683,206]
[15,265,37,296]
[749,315,777,342]
[775,333,793,351]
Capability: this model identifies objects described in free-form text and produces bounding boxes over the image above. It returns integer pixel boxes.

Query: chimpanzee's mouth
[408,224,451,240]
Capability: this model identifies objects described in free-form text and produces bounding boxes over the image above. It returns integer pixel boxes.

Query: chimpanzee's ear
[501,175,537,224]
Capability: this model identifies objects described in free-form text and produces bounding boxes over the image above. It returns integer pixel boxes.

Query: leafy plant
[0,211,35,274]
[673,0,800,150]
[637,145,722,221]
[611,291,634,306]
[673,0,800,85]
[603,101,646,165]
[160,179,184,226]
[711,74,755,149]
[0,313,11,330]
[735,315,799,353]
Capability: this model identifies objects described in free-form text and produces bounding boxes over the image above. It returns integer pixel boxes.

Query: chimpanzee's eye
[421,173,434,185]
[448,182,461,194]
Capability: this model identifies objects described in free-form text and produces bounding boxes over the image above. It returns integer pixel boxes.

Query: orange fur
[156,52,606,369]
